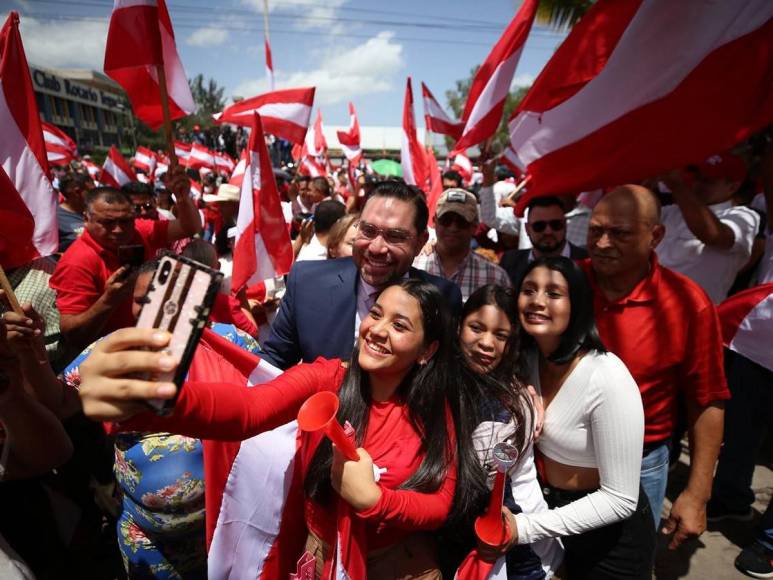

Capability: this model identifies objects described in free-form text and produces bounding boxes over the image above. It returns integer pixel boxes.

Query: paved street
[655,437,773,579]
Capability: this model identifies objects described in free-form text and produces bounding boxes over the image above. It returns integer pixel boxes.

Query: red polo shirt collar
[585,254,661,306]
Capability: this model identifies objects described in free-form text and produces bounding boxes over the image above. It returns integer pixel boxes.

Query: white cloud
[187,26,229,47]
[240,0,349,33]
[233,31,404,105]
[510,72,535,89]
[19,17,108,69]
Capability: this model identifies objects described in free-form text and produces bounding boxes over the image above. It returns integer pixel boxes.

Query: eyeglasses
[530,219,565,233]
[133,202,155,213]
[356,221,415,246]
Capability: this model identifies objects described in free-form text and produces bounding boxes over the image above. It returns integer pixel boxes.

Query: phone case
[135,251,223,415]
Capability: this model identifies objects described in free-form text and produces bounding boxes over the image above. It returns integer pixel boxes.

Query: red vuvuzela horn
[297,391,359,461]
[475,442,519,547]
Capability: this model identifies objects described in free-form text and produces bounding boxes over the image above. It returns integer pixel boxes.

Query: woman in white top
[505,256,655,579]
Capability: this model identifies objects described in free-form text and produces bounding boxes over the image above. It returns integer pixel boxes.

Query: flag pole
[155,64,179,168]
[262,0,273,90]
[0,265,23,315]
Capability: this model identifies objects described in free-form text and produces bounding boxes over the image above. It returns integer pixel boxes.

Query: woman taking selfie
[77,279,481,579]
[507,257,655,579]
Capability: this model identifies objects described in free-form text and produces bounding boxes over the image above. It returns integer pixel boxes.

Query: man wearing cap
[413,188,510,302]
[658,153,760,303]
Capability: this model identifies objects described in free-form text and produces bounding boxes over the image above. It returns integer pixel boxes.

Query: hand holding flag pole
[297,391,360,461]
[475,442,519,548]
[0,267,23,315]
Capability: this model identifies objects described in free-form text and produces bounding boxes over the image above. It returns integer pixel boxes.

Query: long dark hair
[305,278,479,522]
[517,256,606,365]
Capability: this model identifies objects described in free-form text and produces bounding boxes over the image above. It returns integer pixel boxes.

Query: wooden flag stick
[505,174,532,202]
[155,63,178,169]
[0,264,23,315]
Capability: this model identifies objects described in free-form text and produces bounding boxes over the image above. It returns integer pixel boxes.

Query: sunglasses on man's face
[529,219,565,233]
[133,202,155,213]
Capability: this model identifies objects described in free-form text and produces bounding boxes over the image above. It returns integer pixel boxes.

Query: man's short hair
[442,170,463,187]
[59,172,90,195]
[368,180,429,234]
[294,175,311,184]
[85,187,131,211]
[526,195,566,215]
[313,200,346,234]
[121,181,155,197]
[181,239,219,269]
[310,176,331,197]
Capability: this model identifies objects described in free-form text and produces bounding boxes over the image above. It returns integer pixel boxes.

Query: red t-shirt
[50,219,170,334]
[581,256,730,444]
[210,293,258,337]
[123,357,456,551]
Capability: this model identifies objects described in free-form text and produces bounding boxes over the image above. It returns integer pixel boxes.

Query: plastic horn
[297,391,359,461]
[475,442,520,547]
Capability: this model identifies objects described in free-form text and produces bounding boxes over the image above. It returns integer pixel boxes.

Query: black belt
[642,439,671,457]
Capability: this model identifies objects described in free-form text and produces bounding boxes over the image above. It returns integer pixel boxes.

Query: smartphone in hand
[135,251,223,414]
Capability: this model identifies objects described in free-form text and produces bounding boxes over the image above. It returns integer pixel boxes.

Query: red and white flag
[132,145,157,175]
[454,0,538,152]
[499,145,524,178]
[265,38,274,91]
[305,108,327,158]
[188,178,202,201]
[336,102,362,162]
[187,143,215,171]
[0,12,57,268]
[228,149,248,188]
[214,87,315,144]
[455,552,508,579]
[451,152,473,184]
[101,145,137,188]
[401,77,429,190]
[232,113,293,293]
[214,151,235,175]
[426,147,443,227]
[298,154,327,178]
[103,0,194,130]
[421,82,463,140]
[155,152,170,177]
[42,122,78,167]
[83,159,101,183]
[508,0,773,201]
[719,283,773,373]
[174,140,191,163]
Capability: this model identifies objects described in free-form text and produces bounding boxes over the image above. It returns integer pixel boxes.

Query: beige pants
[304,531,442,579]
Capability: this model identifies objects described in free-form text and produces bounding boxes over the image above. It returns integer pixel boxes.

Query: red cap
[698,153,747,183]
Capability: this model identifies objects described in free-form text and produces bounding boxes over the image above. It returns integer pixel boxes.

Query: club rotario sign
[31,67,127,113]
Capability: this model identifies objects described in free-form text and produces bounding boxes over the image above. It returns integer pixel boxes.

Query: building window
[103,110,118,131]
[79,104,97,129]
[47,95,72,124]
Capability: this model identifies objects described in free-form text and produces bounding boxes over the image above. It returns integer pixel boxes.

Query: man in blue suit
[260,181,463,369]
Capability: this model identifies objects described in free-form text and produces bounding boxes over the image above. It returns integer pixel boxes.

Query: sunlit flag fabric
[83,159,101,183]
[265,38,275,91]
[214,151,235,175]
[500,145,524,178]
[507,0,773,201]
[232,112,293,293]
[425,146,443,227]
[188,178,202,202]
[214,87,315,144]
[187,143,216,171]
[132,145,157,175]
[42,122,78,166]
[0,12,57,268]
[101,145,137,188]
[174,140,191,163]
[451,152,473,185]
[454,0,538,152]
[421,82,463,140]
[227,149,248,188]
[298,155,327,178]
[718,283,773,372]
[336,102,362,162]
[401,77,429,190]
[305,109,328,158]
[103,0,194,130]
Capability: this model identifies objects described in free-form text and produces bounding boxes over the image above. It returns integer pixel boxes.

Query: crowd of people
[1,130,772,580]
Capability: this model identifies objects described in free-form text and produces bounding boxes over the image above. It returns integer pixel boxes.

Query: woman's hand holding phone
[78,328,179,422]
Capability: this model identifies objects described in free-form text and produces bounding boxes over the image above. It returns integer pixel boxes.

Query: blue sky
[6,0,567,126]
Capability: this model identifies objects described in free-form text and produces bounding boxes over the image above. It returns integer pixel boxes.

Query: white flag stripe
[103,156,132,185]
[464,48,523,131]
[0,89,58,256]
[508,0,772,168]
[159,11,195,114]
[222,102,311,127]
[400,130,416,185]
[423,95,456,124]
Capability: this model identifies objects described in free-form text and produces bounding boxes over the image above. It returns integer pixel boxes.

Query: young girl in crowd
[77,279,484,578]
[456,284,563,578]
[507,256,655,578]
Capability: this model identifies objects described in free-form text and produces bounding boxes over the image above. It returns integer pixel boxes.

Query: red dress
[121,357,457,572]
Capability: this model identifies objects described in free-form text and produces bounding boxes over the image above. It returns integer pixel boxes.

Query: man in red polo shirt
[584,184,729,549]
[51,166,201,352]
